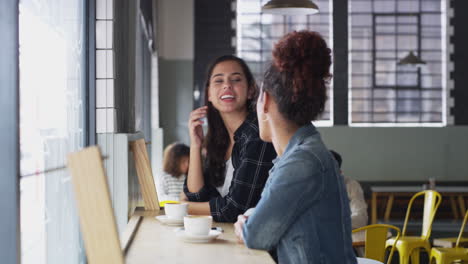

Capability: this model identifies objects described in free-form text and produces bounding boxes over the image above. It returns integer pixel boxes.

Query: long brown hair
[203,55,257,187]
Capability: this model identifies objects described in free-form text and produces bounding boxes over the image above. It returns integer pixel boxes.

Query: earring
[260,113,269,122]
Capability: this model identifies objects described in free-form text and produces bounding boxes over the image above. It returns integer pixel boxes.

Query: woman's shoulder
[281,143,332,173]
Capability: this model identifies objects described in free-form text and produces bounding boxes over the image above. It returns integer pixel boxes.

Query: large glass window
[349,0,446,125]
[19,0,86,263]
[236,0,333,125]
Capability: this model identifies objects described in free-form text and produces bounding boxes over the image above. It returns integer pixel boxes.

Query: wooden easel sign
[130,138,160,213]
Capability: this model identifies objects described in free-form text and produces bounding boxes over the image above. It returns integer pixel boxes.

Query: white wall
[157,0,194,60]
[319,126,468,182]
[157,0,194,148]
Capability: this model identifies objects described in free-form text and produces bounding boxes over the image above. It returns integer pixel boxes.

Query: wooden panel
[130,139,160,212]
[67,146,124,264]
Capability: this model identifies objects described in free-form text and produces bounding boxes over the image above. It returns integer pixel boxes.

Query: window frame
[0,0,20,262]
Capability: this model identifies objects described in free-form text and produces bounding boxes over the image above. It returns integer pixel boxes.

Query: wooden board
[67,146,124,264]
[130,139,160,212]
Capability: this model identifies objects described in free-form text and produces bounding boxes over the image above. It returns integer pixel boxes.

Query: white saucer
[174,228,221,243]
[155,215,184,226]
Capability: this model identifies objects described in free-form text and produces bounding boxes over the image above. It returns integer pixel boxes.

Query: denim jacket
[242,124,357,264]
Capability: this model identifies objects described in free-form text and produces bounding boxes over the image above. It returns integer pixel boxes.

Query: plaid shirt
[184,113,277,222]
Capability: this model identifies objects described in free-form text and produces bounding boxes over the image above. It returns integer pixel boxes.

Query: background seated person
[159,142,190,201]
[330,150,368,230]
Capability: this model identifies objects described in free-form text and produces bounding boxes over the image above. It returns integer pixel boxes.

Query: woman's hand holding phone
[188,106,208,148]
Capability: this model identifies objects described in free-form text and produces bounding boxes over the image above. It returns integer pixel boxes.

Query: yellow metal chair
[429,211,468,264]
[353,224,401,264]
[385,190,442,264]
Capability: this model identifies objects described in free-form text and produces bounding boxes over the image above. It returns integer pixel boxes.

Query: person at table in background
[159,142,190,202]
[234,31,357,263]
[183,55,277,222]
[330,150,368,230]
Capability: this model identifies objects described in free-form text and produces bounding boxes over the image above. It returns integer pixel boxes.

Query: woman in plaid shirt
[183,55,277,222]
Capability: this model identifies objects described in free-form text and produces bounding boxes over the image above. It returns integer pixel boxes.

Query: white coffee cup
[165,203,188,220]
[184,215,212,236]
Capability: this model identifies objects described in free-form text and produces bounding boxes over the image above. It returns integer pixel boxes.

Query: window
[236,0,333,125]
[349,0,446,125]
[19,0,86,263]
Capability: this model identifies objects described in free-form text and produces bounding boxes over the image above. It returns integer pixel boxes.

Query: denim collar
[281,123,317,159]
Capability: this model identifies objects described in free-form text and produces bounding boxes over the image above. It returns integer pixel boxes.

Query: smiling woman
[183,55,277,222]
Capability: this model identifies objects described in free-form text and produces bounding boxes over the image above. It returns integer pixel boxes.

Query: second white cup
[184,215,212,236]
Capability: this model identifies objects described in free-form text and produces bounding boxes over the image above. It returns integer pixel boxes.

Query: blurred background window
[349,0,446,125]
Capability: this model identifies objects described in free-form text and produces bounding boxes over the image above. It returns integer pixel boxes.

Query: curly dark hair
[262,30,332,125]
[163,142,190,177]
[203,55,258,187]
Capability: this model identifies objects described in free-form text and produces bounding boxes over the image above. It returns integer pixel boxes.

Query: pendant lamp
[262,0,319,15]
[398,51,426,65]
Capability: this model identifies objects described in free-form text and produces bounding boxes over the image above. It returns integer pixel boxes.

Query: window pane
[398,1,419,12]
[352,113,373,123]
[19,0,85,263]
[374,113,396,123]
[374,100,396,113]
[351,99,372,112]
[375,0,396,12]
[374,89,396,99]
[351,89,373,99]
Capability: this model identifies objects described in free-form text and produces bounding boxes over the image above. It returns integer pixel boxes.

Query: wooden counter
[125,214,274,264]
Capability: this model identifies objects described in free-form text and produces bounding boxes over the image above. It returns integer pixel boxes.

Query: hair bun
[273,30,332,84]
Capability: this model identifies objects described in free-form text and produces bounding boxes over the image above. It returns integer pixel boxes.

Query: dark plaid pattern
[184,113,277,222]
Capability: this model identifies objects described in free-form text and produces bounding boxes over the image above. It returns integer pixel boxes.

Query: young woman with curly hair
[234,31,357,263]
[183,55,277,222]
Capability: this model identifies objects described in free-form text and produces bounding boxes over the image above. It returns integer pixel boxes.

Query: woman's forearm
[187,145,205,192]
[187,201,211,215]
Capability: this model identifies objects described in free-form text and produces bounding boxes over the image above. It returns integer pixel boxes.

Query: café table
[125,211,275,264]
[370,186,468,224]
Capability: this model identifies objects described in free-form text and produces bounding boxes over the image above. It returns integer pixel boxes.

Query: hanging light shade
[398,51,426,65]
[262,0,319,15]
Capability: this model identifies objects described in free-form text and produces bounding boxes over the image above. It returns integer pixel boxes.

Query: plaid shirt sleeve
[209,137,276,222]
[183,174,220,202]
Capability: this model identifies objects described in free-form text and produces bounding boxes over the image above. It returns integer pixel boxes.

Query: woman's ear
[248,84,257,100]
[263,91,270,114]
[207,88,212,103]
